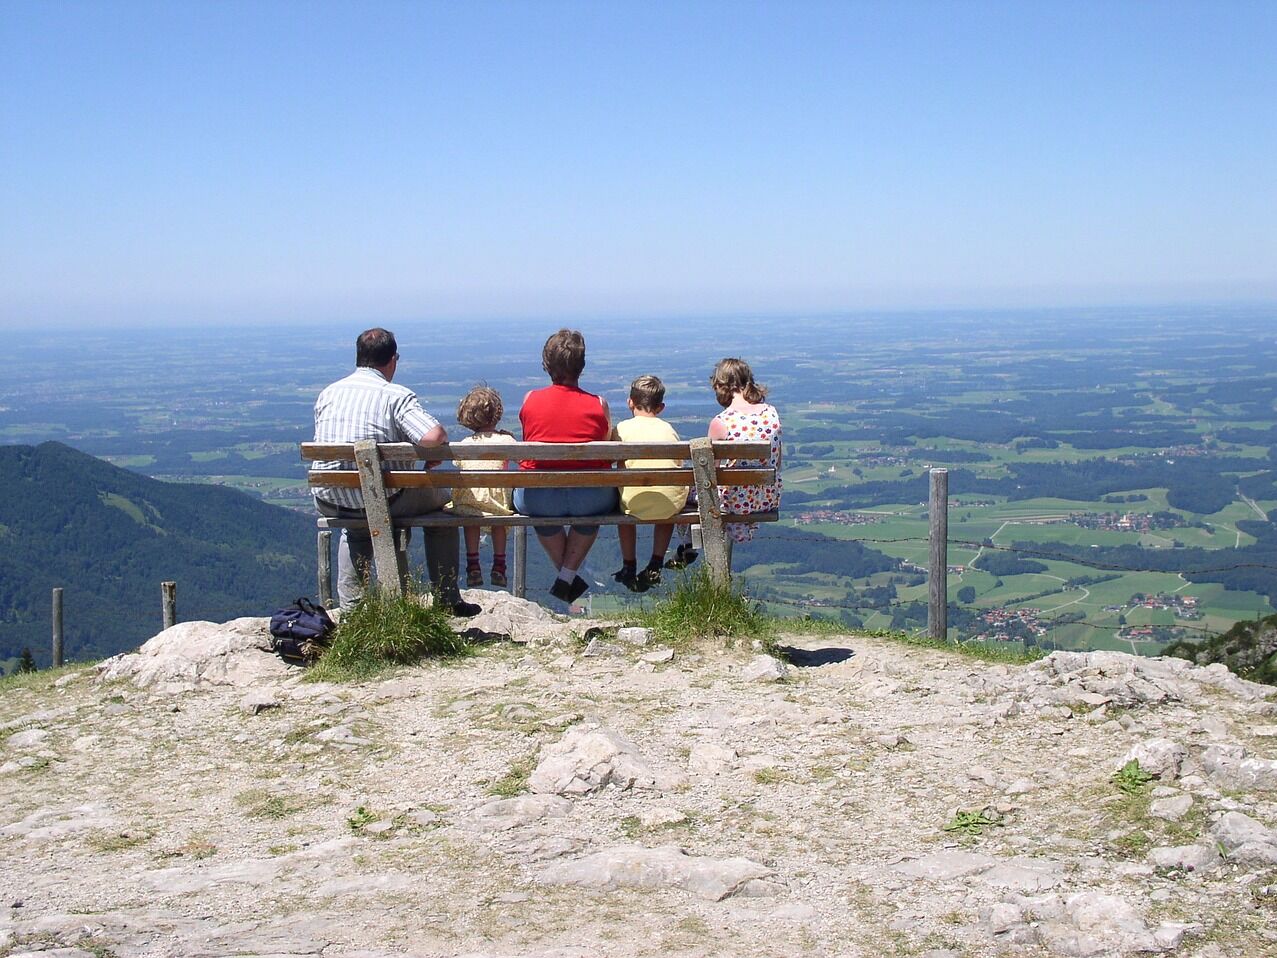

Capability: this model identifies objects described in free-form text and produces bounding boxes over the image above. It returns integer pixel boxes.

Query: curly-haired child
[452,385,515,587]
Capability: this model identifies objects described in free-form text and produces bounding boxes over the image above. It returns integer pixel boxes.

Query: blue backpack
[269,597,334,664]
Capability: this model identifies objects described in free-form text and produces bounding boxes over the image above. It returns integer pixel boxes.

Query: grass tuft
[640,567,773,647]
[306,585,469,682]
[943,808,1005,836]
[486,756,534,797]
[1112,759,1155,795]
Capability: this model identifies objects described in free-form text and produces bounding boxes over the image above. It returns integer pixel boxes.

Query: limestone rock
[640,647,675,664]
[1211,811,1277,864]
[538,844,773,901]
[978,858,1065,892]
[1122,738,1187,779]
[529,724,664,796]
[581,638,625,658]
[1035,892,1156,956]
[5,728,49,750]
[239,690,280,715]
[616,627,653,646]
[893,851,995,881]
[97,617,288,690]
[688,741,737,775]
[741,654,788,682]
[455,590,575,645]
[471,795,572,832]
[1148,844,1223,873]
[1201,744,1277,791]
[1149,794,1193,821]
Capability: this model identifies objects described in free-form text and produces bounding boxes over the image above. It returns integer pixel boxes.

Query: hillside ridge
[0,441,317,668]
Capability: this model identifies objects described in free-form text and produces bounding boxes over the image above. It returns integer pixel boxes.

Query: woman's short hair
[541,329,587,384]
[710,357,766,407]
[356,327,397,368]
[629,374,666,412]
[457,385,504,432]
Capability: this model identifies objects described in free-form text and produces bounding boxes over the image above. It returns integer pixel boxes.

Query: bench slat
[300,440,772,462]
[317,510,779,529]
[308,467,775,489]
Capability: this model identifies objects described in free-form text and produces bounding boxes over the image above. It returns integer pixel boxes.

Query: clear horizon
[2,0,1275,329]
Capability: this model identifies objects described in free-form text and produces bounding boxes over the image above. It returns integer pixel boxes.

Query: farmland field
[4,305,1277,656]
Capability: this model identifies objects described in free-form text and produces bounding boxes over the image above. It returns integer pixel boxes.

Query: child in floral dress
[707,358,782,542]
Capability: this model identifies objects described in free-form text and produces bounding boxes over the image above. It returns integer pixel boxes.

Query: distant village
[793,509,885,527]
[1070,511,1185,533]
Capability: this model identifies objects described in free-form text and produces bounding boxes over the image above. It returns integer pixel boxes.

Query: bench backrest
[299,440,775,490]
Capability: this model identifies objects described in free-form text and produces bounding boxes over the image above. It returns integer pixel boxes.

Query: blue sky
[2,0,1274,327]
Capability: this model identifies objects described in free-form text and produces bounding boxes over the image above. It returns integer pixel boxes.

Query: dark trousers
[317,487,461,608]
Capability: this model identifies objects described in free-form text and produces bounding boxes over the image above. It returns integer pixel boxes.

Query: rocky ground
[2,592,1276,958]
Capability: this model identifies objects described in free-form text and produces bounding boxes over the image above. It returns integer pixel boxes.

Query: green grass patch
[943,808,1004,837]
[0,663,91,693]
[306,585,470,683]
[639,567,774,647]
[1112,759,1155,795]
[486,756,534,797]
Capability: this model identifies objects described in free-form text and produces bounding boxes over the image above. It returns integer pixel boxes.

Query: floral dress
[714,403,782,542]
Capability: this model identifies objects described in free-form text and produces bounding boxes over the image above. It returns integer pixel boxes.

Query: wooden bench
[299,438,778,605]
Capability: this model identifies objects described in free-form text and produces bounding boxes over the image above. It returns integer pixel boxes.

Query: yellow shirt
[449,431,515,517]
[613,416,690,520]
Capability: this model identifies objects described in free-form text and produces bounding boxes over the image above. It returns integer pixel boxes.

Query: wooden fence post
[928,468,949,641]
[353,439,405,596]
[162,581,177,630]
[513,526,527,599]
[51,588,63,668]
[690,437,731,587]
[317,530,333,607]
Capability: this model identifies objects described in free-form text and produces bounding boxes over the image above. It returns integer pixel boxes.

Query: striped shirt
[312,367,441,509]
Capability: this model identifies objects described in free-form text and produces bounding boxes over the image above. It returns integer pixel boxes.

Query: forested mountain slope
[0,442,316,667]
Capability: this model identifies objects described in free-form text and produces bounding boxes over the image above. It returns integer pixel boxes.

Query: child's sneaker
[613,566,648,593]
[466,567,484,588]
[490,568,508,588]
[637,566,662,590]
[664,543,699,569]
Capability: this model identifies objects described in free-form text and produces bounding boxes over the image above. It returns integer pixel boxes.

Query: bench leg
[354,439,405,596]
[690,437,731,587]
[513,526,528,599]
[317,530,333,608]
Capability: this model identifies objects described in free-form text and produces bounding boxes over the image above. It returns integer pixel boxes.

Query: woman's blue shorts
[514,486,619,537]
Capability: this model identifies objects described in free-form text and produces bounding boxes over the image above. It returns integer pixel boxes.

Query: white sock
[556,567,576,583]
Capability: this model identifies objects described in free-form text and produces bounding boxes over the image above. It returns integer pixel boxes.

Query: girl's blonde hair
[710,357,766,407]
[457,385,504,432]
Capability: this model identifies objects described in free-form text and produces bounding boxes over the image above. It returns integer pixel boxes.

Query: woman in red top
[515,329,616,603]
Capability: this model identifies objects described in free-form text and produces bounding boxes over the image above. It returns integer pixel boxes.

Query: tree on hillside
[17,647,36,673]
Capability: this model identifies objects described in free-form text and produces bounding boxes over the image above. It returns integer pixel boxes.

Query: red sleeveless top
[519,384,611,470]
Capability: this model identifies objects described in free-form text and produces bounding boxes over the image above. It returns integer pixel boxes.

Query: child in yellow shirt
[612,375,690,592]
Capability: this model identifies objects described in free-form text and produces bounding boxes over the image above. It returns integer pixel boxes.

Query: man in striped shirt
[313,328,480,616]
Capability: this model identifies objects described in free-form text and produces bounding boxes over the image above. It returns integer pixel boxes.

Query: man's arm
[417,423,448,446]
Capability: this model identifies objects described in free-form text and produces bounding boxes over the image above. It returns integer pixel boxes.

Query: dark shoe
[490,568,508,588]
[466,567,484,588]
[550,577,574,602]
[567,575,590,602]
[447,599,482,617]
[638,566,662,590]
[665,543,699,569]
[613,566,646,593]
